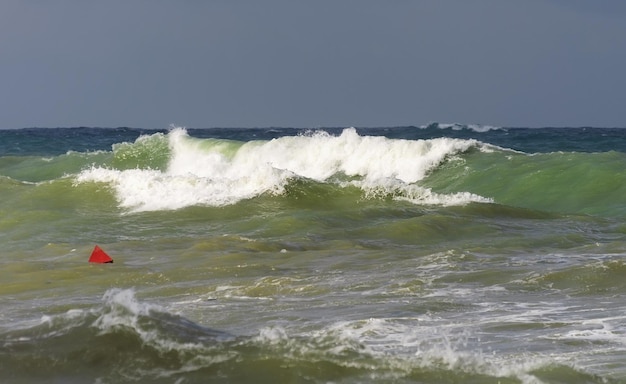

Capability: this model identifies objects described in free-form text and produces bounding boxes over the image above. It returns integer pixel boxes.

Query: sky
[1,1,625,129]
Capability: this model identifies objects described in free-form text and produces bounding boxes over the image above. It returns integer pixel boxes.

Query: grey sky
[1,1,625,128]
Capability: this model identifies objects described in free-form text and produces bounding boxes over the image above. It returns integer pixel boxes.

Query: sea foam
[76,127,491,212]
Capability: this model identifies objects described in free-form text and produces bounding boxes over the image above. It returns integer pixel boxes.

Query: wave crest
[75,128,489,212]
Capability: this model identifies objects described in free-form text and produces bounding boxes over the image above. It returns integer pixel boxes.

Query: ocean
[1,124,626,383]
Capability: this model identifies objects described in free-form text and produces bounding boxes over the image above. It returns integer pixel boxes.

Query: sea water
[1,125,626,383]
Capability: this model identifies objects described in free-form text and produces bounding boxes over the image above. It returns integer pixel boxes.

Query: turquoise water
[1,125,626,383]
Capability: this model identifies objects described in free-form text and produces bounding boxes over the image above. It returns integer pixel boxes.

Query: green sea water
[1,126,626,383]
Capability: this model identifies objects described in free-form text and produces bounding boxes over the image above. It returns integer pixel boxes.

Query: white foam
[361,180,492,206]
[75,127,491,212]
[245,317,555,383]
[92,288,160,332]
[91,288,233,359]
[548,315,626,346]
[255,325,290,345]
[420,122,503,132]
[316,318,553,384]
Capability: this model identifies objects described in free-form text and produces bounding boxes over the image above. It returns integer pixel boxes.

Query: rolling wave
[74,128,490,212]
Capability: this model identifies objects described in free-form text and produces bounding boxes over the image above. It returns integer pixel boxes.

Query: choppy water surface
[1,125,626,383]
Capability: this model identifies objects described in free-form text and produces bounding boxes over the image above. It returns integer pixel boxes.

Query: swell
[0,127,161,156]
[423,150,626,217]
[0,152,109,183]
[0,289,233,383]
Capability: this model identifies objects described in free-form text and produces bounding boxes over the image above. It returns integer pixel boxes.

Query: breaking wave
[75,128,491,212]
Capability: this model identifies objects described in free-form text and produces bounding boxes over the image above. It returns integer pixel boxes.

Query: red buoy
[89,245,114,263]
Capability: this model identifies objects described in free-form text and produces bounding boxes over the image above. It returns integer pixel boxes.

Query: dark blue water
[2,125,625,157]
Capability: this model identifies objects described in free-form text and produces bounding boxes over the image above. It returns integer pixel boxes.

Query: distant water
[1,125,626,383]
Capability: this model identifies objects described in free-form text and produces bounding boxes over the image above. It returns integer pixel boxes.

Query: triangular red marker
[89,245,114,264]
